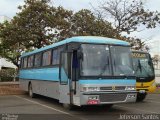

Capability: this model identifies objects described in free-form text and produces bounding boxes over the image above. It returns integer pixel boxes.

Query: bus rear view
[132,51,156,101]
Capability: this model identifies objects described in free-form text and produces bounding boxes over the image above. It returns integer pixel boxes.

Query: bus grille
[99,93,127,102]
[100,87,112,90]
[115,86,126,90]
[100,86,126,91]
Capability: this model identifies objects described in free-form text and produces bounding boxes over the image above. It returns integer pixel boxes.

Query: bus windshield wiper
[98,57,109,77]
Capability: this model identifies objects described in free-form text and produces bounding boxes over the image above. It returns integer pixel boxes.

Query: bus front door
[59,52,72,104]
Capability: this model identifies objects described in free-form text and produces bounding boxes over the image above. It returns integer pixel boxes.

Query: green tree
[0,21,22,67]
[13,0,73,48]
[0,0,73,67]
[71,9,117,37]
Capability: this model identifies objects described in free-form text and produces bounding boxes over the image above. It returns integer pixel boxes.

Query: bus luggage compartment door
[59,52,71,104]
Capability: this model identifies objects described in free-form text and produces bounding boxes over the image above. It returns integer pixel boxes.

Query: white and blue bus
[19,36,137,109]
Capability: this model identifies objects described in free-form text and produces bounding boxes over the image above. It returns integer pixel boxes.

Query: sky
[0,0,159,56]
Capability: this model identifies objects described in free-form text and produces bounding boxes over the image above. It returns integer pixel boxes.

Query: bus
[132,51,156,101]
[19,36,137,109]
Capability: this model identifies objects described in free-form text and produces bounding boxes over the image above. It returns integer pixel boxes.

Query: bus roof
[21,36,130,57]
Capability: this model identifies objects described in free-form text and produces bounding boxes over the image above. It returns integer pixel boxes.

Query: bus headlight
[125,86,136,90]
[82,87,100,92]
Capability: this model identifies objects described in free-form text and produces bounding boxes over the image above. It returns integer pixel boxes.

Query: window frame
[27,55,34,68]
[42,50,52,66]
[20,44,66,69]
[34,52,42,68]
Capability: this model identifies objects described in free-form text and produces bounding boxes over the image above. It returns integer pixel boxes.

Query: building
[0,15,17,70]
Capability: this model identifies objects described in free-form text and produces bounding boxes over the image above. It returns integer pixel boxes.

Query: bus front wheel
[136,93,147,102]
[101,104,113,109]
[28,83,36,98]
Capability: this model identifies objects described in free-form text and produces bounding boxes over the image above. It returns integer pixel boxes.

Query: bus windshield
[81,44,134,77]
[110,46,134,76]
[132,53,154,77]
[81,44,112,76]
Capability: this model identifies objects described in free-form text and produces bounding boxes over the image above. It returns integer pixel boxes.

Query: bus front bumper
[136,81,156,93]
[79,91,137,106]
[136,85,156,93]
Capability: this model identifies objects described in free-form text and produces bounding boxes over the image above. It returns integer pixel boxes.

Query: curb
[0,82,26,95]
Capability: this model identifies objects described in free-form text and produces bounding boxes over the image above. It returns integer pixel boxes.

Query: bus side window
[28,55,34,68]
[20,58,23,68]
[34,53,42,67]
[23,57,28,68]
[52,49,58,65]
[42,50,51,66]
[57,47,63,64]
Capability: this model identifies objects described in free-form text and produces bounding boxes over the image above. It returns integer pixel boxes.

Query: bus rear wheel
[136,93,147,102]
[28,83,35,98]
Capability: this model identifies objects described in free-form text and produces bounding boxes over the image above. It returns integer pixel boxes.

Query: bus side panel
[32,80,59,99]
[20,79,60,100]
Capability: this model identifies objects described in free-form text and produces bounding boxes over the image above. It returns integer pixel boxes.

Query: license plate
[139,90,145,93]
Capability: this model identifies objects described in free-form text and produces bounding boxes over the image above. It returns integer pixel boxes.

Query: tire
[28,83,36,98]
[63,103,74,110]
[101,104,113,109]
[136,93,147,102]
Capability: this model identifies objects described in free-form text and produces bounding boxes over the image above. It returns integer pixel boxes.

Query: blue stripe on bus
[79,79,136,85]
[19,67,136,85]
[19,68,59,81]
[21,36,130,57]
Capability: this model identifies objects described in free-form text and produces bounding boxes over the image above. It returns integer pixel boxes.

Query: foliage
[97,0,160,34]
[13,0,73,48]
[0,0,73,67]
[117,36,146,50]
[71,9,117,37]
[0,69,18,82]
[0,22,21,67]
